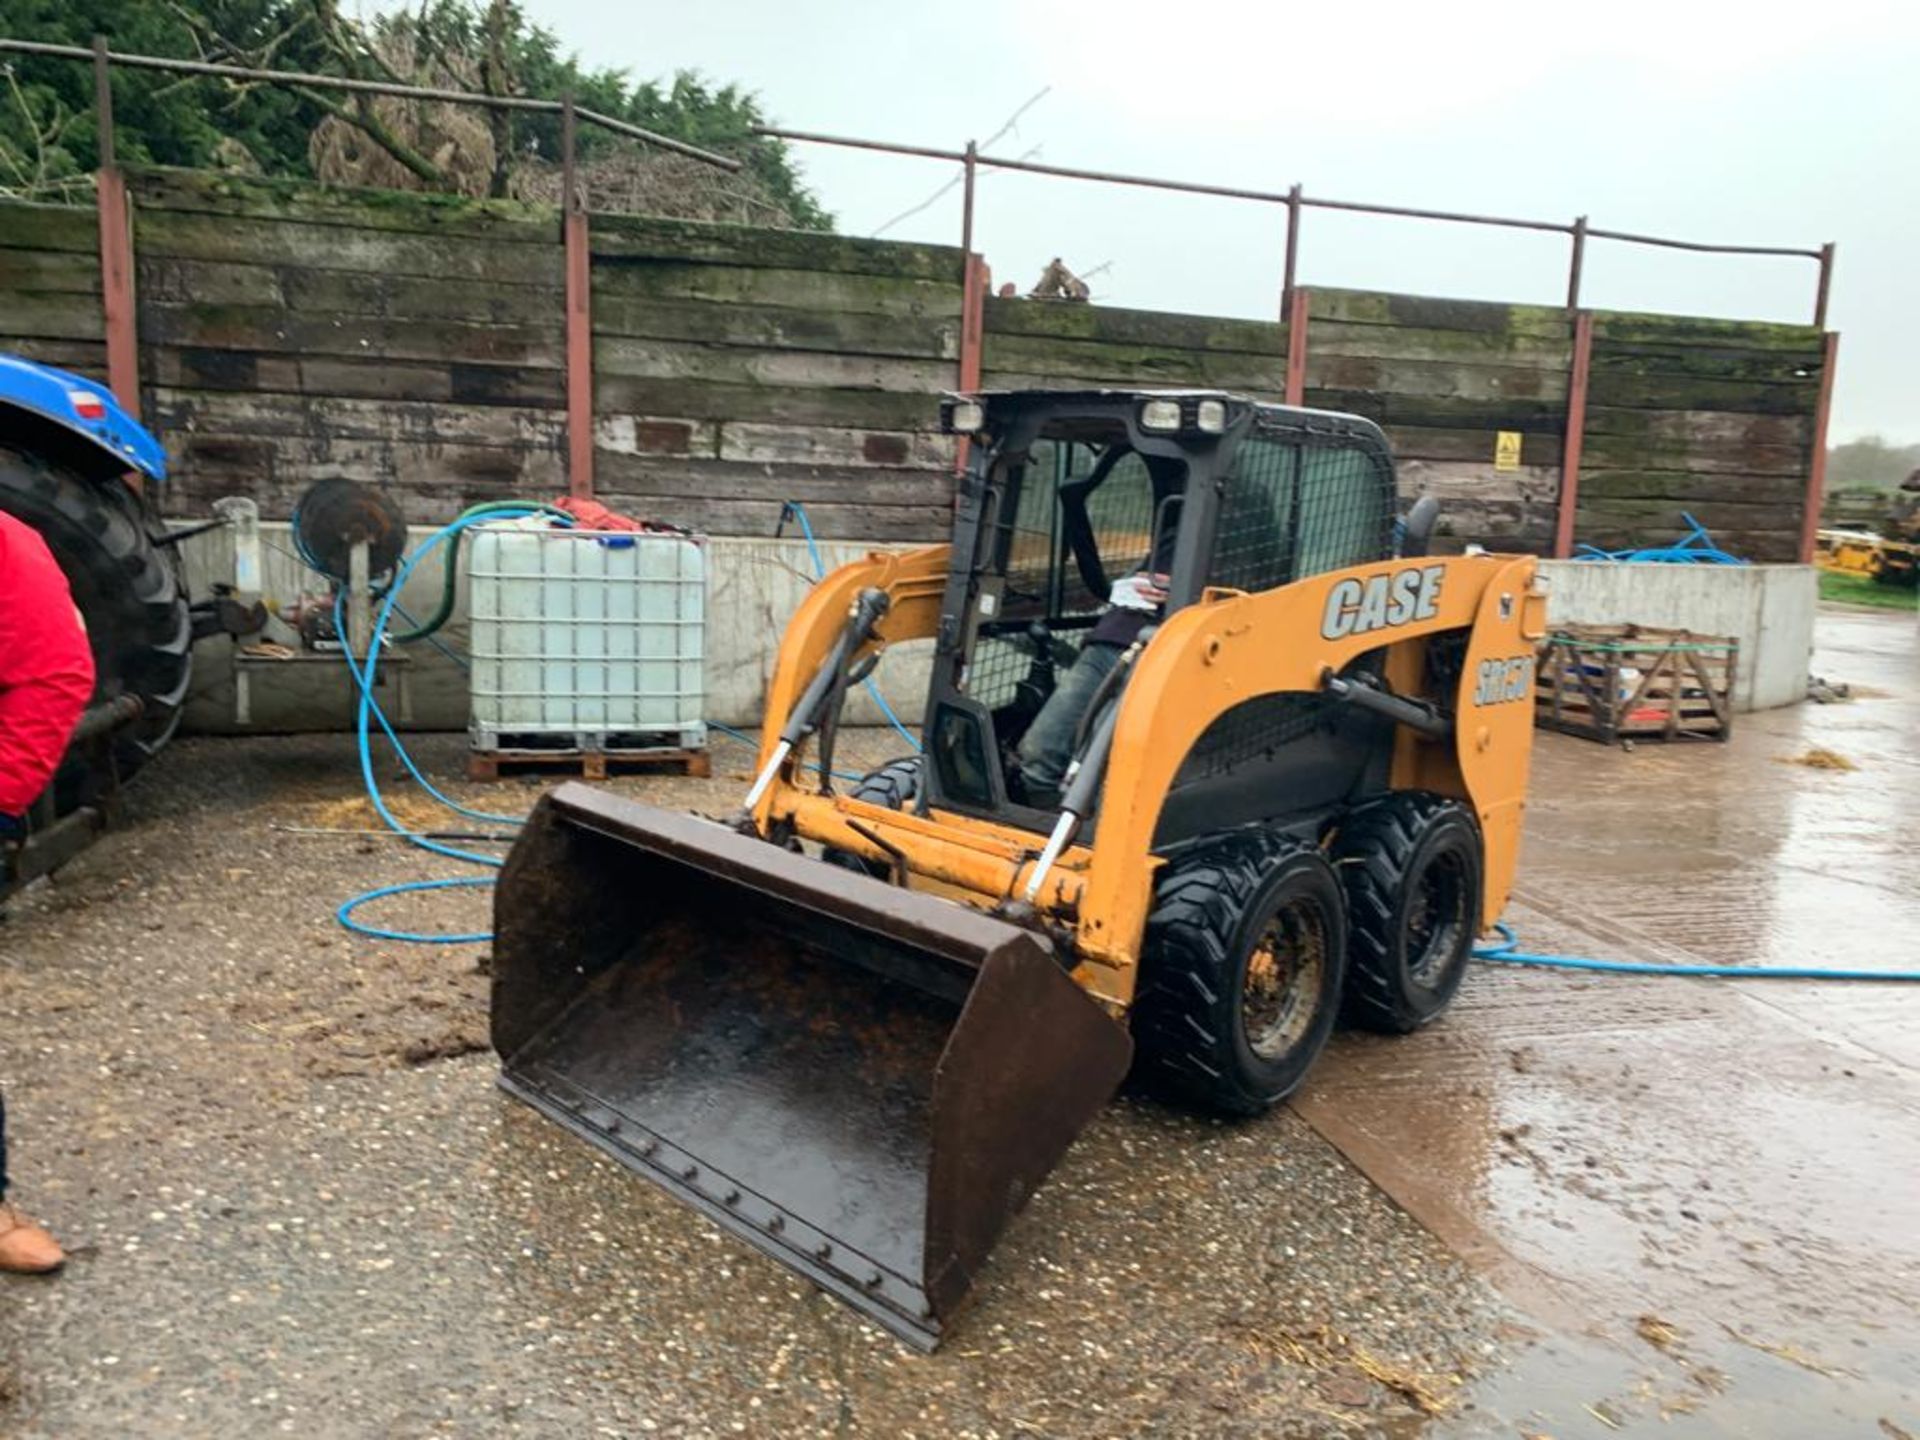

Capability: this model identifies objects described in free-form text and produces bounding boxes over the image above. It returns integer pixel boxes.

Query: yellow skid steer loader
[492,390,1545,1348]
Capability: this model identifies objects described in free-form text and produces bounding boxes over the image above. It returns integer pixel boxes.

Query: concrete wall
[1537,560,1817,711]
[176,526,1811,741]
[177,524,930,737]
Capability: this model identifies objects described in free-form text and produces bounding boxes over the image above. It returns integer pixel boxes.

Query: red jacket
[0,511,95,816]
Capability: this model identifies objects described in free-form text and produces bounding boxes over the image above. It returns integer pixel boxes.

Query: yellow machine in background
[491,390,1547,1347]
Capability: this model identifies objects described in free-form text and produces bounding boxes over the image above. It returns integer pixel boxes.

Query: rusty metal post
[562,92,594,499]
[1566,215,1588,310]
[1798,331,1840,564]
[960,140,978,262]
[1553,310,1595,559]
[953,142,985,476]
[1284,286,1309,407]
[92,36,140,432]
[1813,242,1835,328]
[1281,183,1302,316]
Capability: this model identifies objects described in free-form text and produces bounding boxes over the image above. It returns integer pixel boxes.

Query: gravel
[0,732,1515,1437]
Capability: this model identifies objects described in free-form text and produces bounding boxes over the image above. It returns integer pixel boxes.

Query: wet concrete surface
[1,606,1915,1436]
[1298,605,1920,1436]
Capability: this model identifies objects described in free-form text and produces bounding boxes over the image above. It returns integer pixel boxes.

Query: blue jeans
[1017,642,1122,805]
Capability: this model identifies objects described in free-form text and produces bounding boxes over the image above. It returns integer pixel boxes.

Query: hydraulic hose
[779,501,922,755]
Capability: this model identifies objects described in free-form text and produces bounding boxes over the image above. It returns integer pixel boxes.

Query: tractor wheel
[0,444,191,788]
[1133,831,1347,1117]
[822,755,923,876]
[1334,793,1483,1034]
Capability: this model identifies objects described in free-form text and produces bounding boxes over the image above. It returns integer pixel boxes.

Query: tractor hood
[0,353,167,482]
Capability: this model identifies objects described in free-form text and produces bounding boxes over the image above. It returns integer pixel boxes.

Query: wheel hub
[1242,900,1328,1062]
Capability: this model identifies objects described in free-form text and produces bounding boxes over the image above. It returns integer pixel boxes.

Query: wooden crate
[1535,624,1737,745]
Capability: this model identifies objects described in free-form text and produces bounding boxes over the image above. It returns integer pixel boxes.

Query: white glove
[1108,572,1169,614]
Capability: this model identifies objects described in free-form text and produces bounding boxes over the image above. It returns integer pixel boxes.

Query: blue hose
[334,507,564,943]
[1474,923,1920,982]
[780,501,923,756]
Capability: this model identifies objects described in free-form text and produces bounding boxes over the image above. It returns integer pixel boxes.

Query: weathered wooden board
[1307,318,1571,366]
[134,210,563,285]
[592,259,962,319]
[1,293,105,343]
[143,347,564,408]
[141,302,561,368]
[591,212,961,282]
[596,337,953,393]
[0,338,106,375]
[0,203,99,254]
[0,245,102,294]
[591,492,947,542]
[1307,353,1568,403]
[139,256,561,323]
[594,293,957,361]
[1588,342,1821,385]
[1305,387,1568,431]
[594,376,939,431]
[128,166,557,244]
[593,415,953,470]
[982,297,1285,355]
[1384,424,1564,466]
[161,431,566,519]
[982,332,1287,392]
[148,387,567,449]
[1586,371,1818,416]
[594,454,950,505]
[1576,470,1805,504]
[1309,288,1573,340]
[1591,310,1824,352]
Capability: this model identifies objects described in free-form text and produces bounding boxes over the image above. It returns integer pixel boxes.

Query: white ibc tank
[467,521,706,749]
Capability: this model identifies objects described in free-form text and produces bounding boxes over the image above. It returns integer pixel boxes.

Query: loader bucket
[490,783,1132,1349]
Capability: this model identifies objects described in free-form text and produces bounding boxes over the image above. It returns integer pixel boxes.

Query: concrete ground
[1,605,1914,1437]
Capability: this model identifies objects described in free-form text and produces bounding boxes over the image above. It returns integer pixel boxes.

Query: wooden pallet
[1535,624,1737,746]
[468,746,712,781]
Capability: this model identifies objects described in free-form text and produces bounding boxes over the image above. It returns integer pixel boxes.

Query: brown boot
[0,1204,65,1274]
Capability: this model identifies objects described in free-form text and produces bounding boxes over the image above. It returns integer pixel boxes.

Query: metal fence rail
[1,34,1833,323]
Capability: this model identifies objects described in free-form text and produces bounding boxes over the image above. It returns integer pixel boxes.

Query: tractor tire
[1334,793,1483,1034]
[0,443,191,788]
[1133,831,1348,1117]
[822,755,923,876]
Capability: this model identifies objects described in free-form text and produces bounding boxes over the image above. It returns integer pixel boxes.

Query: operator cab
[926,389,1404,844]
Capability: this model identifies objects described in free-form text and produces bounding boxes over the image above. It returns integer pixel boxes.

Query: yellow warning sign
[1494,431,1523,471]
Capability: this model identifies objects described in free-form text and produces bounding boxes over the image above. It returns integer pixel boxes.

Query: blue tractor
[0,355,237,899]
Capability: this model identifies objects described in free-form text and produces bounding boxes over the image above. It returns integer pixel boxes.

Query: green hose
[387,500,573,643]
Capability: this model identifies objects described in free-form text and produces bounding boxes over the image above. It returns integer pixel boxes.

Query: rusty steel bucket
[489,783,1132,1348]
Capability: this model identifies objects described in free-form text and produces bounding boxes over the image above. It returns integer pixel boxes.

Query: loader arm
[1072,552,1545,1008]
[751,543,949,816]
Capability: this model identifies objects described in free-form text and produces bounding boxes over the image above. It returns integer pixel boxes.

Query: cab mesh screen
[1211,428,1393,593]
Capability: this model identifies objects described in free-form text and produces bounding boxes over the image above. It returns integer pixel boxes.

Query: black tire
[1334,793,1483,1034]
[822,755,923,876]
[0,444,191,787]
[1133,831,1348,1117]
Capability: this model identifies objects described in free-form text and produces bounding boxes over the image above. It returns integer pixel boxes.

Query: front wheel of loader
[1133,832,1348,1117]
[823,756,923,876]
[1334,793,1483,1034]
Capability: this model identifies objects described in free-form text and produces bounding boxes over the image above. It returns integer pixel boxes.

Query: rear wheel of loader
[823,756,923,876]
[0,445,191,791]
[1334,793,1482,1034]
[1134,832,1347,1117]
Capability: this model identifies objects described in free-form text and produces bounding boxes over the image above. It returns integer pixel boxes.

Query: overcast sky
[508,0,1912,442]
